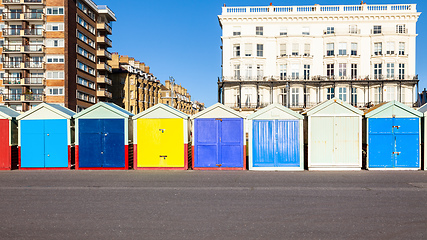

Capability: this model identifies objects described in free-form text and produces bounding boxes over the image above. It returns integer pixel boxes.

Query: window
[279,64,287,80]
[396,24,406,34]
[256,26,263,36]
[46,39,64,47]
[304,64,310,80]
[339,42,347,55]
[326,43,334,56]
[291,64,299,80]
[351,64,357,79]
[292,43,298,56]
[351,43,357,56]
[233,44,240,57]
[77,90,96,103]
[399,42,405,55]
[77,15,95,34]
[77,31,95,48]
[327,64,334,78]
[327,88,335,100]
[351,88,357,105]
[338,87,347,101]
[256,64,263,80]
[77,0,95,20]
[46,7,64,15]
[302,27,309,35]
[46,55,65,63]
[77,45,95,62]
[326,27,334,34]
[233,26,241,36]
[280,27,287,36]
[291,88,299,107]
[245,64,252,79]
[46,71,64,79]
[46,23,64,31]
[374,63,382,79]
[245,43,252,56]
[386,63,395,79]
[304,44,310,56]
[279,88,287,106]
[386,42,395,55]
[349,25,358,34]
[46,87,64,96]
[279,44,286,57]
[233,64,240,80]
[257,44,263,57]
[339,63,347,77]
[373,25,382,34]
[374,87,382,103]
[399,63,405,80]
[374,42,382,55]
[78,61,95,75]
[385,86,396,101]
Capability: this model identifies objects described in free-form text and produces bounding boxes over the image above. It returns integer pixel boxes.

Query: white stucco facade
[218,4,420,112]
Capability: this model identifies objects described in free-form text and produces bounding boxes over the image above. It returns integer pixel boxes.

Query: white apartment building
[217,3,420,112]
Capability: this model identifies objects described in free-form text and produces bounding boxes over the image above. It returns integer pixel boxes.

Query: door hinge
[215,118,222,122]
[392,152,401,155]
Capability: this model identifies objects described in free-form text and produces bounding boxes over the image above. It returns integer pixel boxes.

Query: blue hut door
[44,120,68,168]
[102,119,125,168]
[194,118,243,168]
[79,119,125,168]
[21,119,68,168]
[369,118,419,168]
[253,120,299,168]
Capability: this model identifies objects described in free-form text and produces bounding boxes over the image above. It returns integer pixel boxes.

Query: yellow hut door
[138,119,184,168]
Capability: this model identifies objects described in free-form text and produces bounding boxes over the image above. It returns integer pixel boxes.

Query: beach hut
[365,101,422,170]
[132,104,190,170]
[74,102,133,170]
[305,98,363,170]
[191,103,246,170]
[419,103,427,170]
[247,104,304,171]
[0,106,19,170]
[17,103,75,170]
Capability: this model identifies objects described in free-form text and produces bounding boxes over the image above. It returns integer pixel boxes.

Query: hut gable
[248,104,303,120]
[365,101,422,118]
[191,103,245,119]
[74,102,133,119]
[17,103,74,120]
[133,104,189,119]
[0,106,19,119]
[305,98,363,116]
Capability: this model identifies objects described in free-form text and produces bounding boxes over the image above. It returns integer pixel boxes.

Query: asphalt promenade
[0,170,425,239]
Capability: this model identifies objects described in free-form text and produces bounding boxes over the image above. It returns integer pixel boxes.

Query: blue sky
[100,0,426,106]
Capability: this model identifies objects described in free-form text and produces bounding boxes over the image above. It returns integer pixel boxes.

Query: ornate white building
[217,3,420,112]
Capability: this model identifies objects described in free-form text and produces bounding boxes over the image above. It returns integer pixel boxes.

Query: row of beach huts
[0,98,426,171]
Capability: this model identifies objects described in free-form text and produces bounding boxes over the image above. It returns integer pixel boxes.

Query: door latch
[392,126,400,130]
[392,152,401,155]
[159,129,165,133]
[160,155,167,159]
[215,118,222,122]
[216,164,222,167]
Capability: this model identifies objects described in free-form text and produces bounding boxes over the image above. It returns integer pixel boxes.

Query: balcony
[2,12,44,21]
[2,28,44,37]
[96,49,112,60]
[3,94,22,102]
[2,0,44,4]
[2,61,44,69]
[97,36,112,47]
[96,23,112,34]
[97,89,112,98]
[97,76,113,85]
[3,45,44,53]
[23,94,43,102]
[97,63,112,72]
[2,77,45,86]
